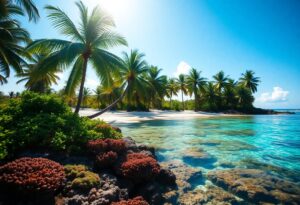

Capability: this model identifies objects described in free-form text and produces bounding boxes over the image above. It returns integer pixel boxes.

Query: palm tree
[236,86,254,109]
[0,0,40,83]
[82,87,91,108]
[239,70,260,93]
[166,78,178,108]
[16,54,60,93]
[213,71,228,93]
[176,74,188,110]
[213,71,229,108]
[0,7,30,81]
[88,49,148,118]
[186,68,207,111]
[94,86,102,109]
[8,91,14,98]
[204,82,218,110]
[26,1,127,114]
[223,78,237,109]
[1,0,39,22]
[146,66,167,109]
[94,80,122,109]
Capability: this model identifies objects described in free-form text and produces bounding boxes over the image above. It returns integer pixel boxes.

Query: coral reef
[208,169,300,204]
[120,153,160,183]
[87,138,126,154]
[64,165,100,191]
[0,157,65,194]
[95,151,118,168]
[111,196,149,205]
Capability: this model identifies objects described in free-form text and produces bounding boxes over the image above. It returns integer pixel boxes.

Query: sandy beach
[79,109,228,123]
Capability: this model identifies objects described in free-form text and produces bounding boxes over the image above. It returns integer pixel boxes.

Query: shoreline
[79,109,250,124]
[79,109,296,124]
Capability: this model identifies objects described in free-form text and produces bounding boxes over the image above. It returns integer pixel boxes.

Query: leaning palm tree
[88,49,148,118]
[26,1,127,114]
[186,68,207,111]
[239,70,260,93]
[176,74,188,110]
[16,54,60,93]
[95,80,122,109]
[166,78,178,108]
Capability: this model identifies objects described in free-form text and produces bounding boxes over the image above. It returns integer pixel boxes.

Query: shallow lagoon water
[117,112,300,183]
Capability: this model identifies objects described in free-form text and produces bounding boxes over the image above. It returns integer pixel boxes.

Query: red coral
[121,153,160,182]
[87,139,126,154]
[87,139,108,154]
[111,196,149,205]
[107,139,126,153]
[0,157,65,194]
[95,151,118,168]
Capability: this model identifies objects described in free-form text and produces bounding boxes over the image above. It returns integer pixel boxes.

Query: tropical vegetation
[0,0,261,115]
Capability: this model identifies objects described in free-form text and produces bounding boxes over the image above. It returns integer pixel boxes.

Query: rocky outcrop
[181,147,217,169]
[178,185,243,205]
[207,169,300,204]
[161,160,202,192]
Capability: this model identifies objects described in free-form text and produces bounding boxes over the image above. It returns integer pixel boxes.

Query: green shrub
[0,91,122,160]
[64,164,100,191]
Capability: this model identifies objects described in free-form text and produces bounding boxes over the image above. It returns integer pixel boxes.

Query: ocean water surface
[116,112,300,183]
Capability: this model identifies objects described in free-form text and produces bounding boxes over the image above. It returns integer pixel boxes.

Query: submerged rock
[207,169,300,204]
[181,147,217,168]
[178,185,243,205]
[161,160,203,192]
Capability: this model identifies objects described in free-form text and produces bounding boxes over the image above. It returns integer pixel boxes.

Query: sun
[84,0,129,18]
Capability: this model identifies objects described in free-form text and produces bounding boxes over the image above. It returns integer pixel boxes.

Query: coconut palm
[166,78,178,108]
[8,91,14,98]
[0,10,30,81]
[239,70,260,93]
[0,0,39,21]
[236,86,254,109]
[94,80,122,109]
[213,71,228,93]
[146,66,167,109]
[204,82,218,110]
[82,87,91,108]
[223,78,237,109]
[186,68,207,111]
[176,74,188,110]
[88,49,148,118]
[16,54,59,93]
[26,1,127,114]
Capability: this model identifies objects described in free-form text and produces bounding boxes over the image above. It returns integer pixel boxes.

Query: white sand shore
[79,109,230,124]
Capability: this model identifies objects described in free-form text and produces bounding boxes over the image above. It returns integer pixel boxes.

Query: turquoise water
[117,112,300,182]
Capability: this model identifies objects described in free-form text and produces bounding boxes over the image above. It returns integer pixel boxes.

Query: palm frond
[45,5,84,42]
[26,39,73,54]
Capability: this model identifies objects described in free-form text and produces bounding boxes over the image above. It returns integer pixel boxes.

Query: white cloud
[174,61,191,77]
[259,87,289,103]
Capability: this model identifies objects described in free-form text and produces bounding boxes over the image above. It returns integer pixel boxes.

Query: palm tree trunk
[88,85,128,119]
[181,90,184,110]
[74,58,88,114]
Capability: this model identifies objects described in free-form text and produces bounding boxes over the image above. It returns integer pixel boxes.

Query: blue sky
[1,0,300,108]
